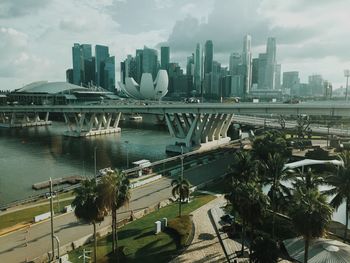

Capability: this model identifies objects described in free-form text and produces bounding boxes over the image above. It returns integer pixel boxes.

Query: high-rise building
[308,74,324,96]
[257,53,267,90]
[204,40,213,74]
[103,56,115,92]
[257,37,278,90]
[135,49,143,83]
[229,53,241,76]
[186,54,194,76]
[283,71,300,95]
[142,46,158,79]
[194,43,203,94]
[275,64,281,90]
[66,69,73,84]
[252,58,259,85]
[72,43,89,85]
[95,45,110,88]
[211,61,221,96]
[242,35,252,95]
[160,46,170,71]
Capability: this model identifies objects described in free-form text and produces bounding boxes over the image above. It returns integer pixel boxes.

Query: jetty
[32,176,85,190]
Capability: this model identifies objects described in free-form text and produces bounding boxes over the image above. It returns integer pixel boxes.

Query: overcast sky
[1,0,349,90]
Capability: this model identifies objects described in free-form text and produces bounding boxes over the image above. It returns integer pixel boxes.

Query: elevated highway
[1,102,350,152]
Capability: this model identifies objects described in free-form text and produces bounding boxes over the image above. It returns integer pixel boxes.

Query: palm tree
[292,168,325,192]
[250,236,278,263]
[98,170,130,255]
[289,189,333,263]
[171,176,190,217]
[72,179,106,263]
[261,153,291,239]
[229,150,258,185]
[323,151,350,241]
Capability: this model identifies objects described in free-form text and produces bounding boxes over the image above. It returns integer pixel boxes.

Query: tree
[292,168,325,192]
[171,177,190,217]
[229,150,258,185]
[98,170,130,256]
[72,179,106,263]
[323,150,350,241]
[250,236,279,263]
[289,189,333,263]
[261,153,291,239]
[252,130,291,163]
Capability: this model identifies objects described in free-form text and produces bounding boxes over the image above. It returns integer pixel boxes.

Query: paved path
[171,196,227,263]
[0,154,233,263]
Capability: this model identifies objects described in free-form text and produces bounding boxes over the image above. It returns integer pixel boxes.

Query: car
[220,214,234,225]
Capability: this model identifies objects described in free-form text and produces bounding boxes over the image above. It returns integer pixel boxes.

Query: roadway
[0,152,234,263]
[1,101,350,116]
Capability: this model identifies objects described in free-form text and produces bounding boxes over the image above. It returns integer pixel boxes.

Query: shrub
[167,215,193,247]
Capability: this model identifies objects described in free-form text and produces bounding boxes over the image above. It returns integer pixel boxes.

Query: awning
[284,159,343,169]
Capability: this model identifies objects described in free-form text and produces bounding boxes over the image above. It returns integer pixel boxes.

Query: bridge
[1,102,350,152]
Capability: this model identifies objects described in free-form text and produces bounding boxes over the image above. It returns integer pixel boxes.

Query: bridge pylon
[63,112,121,137]
[165,113,233,153]
[0,112,51,128]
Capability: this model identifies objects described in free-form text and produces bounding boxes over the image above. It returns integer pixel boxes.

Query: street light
[125,140,129,169]
[344,69,350,101]
[94,147,97,183]
[180,146,184,179]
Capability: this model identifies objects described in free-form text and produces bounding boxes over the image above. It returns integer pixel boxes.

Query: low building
[8,81,119,105]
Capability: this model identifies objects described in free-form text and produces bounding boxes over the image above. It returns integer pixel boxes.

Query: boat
[129,114,142,121]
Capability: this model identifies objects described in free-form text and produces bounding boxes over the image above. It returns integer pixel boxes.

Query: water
[0,117,170,205]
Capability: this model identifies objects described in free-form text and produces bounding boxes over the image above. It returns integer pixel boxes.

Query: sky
[0,0,350,90]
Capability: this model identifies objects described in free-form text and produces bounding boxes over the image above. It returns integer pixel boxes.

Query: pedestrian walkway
[171,196,227,263]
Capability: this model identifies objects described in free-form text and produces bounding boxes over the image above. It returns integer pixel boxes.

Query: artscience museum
[119,70,169,100]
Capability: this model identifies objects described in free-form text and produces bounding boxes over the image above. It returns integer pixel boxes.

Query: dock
[32,176,85,190]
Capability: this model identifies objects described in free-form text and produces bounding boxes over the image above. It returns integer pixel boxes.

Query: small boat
[129,114,142,121]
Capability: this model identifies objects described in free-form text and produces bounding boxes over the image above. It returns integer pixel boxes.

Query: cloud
[0,0,51,18]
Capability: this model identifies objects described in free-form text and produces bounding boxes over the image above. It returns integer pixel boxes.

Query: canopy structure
[283,237,350,263]
[284,159,343,170]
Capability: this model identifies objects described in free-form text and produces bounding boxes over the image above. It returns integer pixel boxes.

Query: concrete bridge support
[63,112,121,137]
[0,112,51,128]
[165,113,233,153]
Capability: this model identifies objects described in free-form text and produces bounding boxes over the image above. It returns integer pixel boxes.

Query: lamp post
[49,178,55,261]
[180,146,184,179]
[94,147,97,183]
[125,140,129,169]
[345,69,350,101]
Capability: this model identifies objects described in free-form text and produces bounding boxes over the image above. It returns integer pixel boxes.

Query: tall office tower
[275,64,281,90]
[242,35,252,95]
[257,53,267,89]
[95,45,110,88]
[104,56,115,92]
[251,58,259,85]
[194,43,203,94]
[204,40,213,74]
[186,54,194,76]
[308,74,324,96]
[211,61,221,96]
[142,46,158,79]
[283,71,300,95]
[71,43,93,86]
[66,69,73,84]
[229,53,241,75]
[265,37,276,89]
[135,49,143,83]
[121,55,137,84]
[160,46,170,71]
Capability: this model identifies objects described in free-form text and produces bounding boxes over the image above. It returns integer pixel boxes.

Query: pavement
[0,153,233,263]
[171,195,227,263]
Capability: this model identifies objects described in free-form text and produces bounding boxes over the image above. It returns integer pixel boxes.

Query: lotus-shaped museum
[119,70,168,100]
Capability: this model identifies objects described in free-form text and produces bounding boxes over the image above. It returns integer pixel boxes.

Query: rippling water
[0,117,170,204]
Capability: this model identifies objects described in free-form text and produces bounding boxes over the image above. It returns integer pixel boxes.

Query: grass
[0,199,73,230]
[68,193,215,263]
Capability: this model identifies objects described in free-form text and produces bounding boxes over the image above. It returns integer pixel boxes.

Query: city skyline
[1,0,350,90]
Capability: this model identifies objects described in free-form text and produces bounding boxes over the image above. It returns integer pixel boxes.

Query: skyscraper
[142,46,158,79]
[194,43,203,94]
[229,53,241,76]
[95,45,110,88]
[204,40,213,74]
[283,71,300,95]
[242,35,252,95]
[265,37,276,90]
[104,56,115,92]
[71,43,94,86]
[160,46,170,71]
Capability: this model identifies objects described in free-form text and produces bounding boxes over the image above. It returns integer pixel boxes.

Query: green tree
[229,150,258,185]
[252,130,291,163]
[289,189,333,263]
[98,170,130,256]
[72,179,106,263]
[323,150,350,241]
[171,177,190,217]
[292,168,325,192]
[250,236,279,263]
[262,153,291,239]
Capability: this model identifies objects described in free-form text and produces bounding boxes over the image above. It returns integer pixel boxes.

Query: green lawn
[68,193,215,263]
[0,199,73,230]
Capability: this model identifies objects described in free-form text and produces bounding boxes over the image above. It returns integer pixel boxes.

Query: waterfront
[0,117,170,205]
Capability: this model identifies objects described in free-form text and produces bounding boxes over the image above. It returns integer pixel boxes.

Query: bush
[167,215,193,247]
[251,236,279,263]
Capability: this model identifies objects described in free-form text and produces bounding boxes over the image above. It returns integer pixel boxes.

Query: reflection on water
[0,117,170,204]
